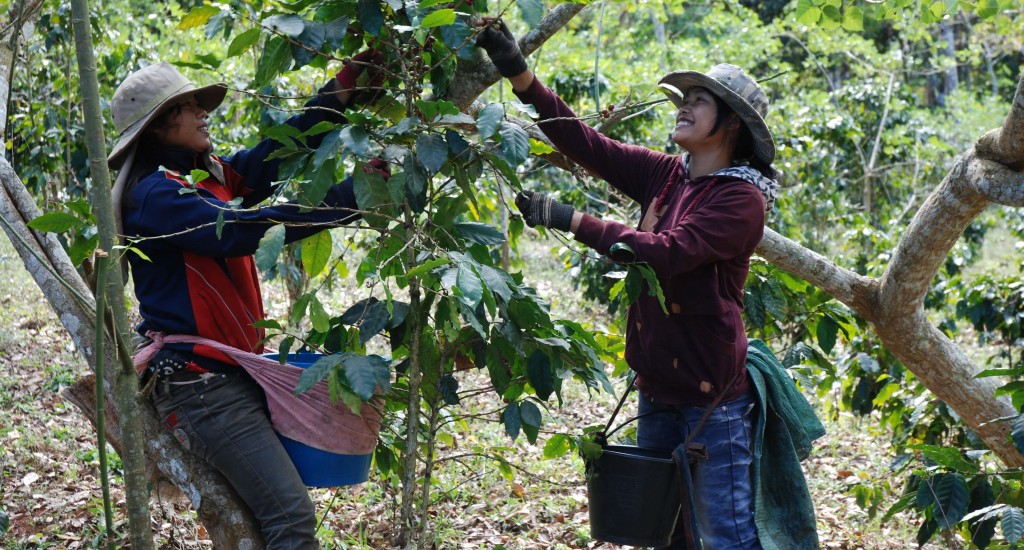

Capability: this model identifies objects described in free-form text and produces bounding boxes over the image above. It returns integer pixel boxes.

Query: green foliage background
[6,0,1024,546]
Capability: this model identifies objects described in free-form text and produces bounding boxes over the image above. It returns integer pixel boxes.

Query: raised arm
[476,20,674,203]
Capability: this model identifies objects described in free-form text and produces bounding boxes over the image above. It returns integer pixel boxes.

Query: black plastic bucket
[587,444,681,547]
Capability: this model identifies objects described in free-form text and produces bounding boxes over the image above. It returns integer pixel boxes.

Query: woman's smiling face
[152,94,212,153]
[670,86,726,150]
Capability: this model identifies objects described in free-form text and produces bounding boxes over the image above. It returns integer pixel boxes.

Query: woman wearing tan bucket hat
[476,20,823,550]
[109,52,385,549]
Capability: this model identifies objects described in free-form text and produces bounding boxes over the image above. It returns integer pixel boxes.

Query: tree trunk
[940,19,959,99]
[67,0,152,544]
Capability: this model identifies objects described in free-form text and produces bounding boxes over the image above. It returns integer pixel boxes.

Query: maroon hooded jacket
[515,78,766,405]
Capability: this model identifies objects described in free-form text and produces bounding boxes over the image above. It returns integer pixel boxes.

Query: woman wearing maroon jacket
[478,21,780,550]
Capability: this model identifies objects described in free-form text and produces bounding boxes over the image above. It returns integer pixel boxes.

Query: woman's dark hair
[121,103,185,205]
[708,93,778,180]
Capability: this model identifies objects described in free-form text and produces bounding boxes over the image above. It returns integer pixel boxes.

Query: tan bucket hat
[658,64,775,166]
[107,62,227,170]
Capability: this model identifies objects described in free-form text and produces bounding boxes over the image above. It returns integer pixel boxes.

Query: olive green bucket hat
[658,63,776,166]
[107,62,227,170]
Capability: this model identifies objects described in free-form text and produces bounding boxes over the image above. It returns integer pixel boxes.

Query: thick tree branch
[878,310,1024,466]
[879,153,989,318]
[970,157,1024,207]
[976,72,1024,170]
[755,228,877,314]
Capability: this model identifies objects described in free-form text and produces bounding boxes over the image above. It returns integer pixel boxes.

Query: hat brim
[658,71,776,166]
[107,82,227,170]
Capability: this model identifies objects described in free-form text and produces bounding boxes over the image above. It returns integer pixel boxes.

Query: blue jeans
[637,392,761,550]
[153,369,318,549]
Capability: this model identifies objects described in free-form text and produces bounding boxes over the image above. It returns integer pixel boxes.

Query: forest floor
[0,231,948,549]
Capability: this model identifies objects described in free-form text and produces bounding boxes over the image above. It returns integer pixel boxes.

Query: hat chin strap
[110,145,138,285]
[201,151,225,185]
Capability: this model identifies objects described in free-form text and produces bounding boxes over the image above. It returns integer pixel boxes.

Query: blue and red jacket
[122,83,359,369]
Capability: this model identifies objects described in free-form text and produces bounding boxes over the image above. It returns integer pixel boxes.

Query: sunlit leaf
[635,264,668,315]
[421,8,456,28]
[976,0,1000,19]
[70,234,99,267]
[529,138,554,155]
[309,295,331,333]
[795,0,821,25]
[301,230,332,278]
[178,6,221,30]
[906,444,978,473]
[842,6,864,32]
[543,434,571,459]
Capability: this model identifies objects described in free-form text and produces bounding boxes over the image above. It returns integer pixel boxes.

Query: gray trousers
[153,370,318,549]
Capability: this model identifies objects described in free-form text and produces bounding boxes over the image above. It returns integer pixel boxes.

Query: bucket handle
[595,371,636,445]
[595,372,692,444]
[597,369,743,447]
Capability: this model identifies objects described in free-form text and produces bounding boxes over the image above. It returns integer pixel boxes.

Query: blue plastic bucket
[265,352,373,488]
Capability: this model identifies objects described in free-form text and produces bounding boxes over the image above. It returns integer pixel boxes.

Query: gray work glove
[475,19,528,78]
[515,190,574,231]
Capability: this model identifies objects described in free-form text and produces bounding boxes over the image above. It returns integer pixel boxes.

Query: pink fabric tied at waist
[135,332,382,456]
